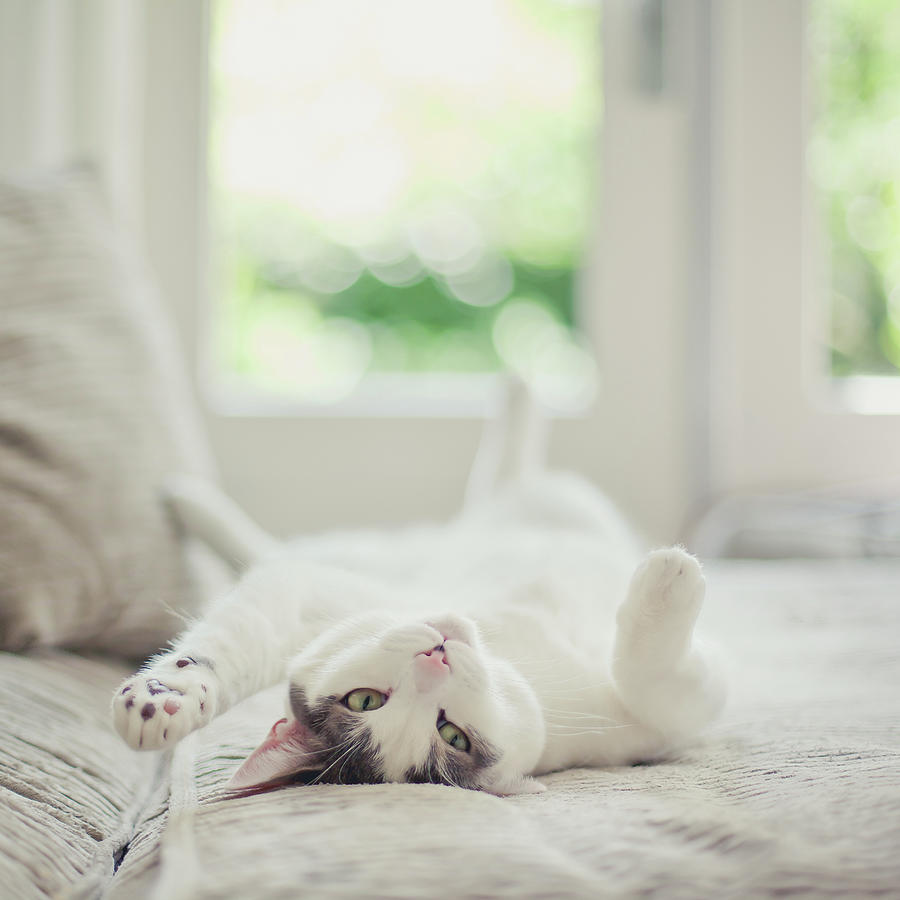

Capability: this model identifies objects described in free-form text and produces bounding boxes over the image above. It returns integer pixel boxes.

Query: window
[809,0,900,379]
[707,0,900,509]
[209,0,601,410]
[138,1,714,539]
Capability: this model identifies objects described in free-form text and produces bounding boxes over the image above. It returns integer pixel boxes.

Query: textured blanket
[3,560,899,899]
[105,560,900,899]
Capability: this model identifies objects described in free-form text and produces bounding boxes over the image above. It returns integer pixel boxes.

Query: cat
[112,394,726,796]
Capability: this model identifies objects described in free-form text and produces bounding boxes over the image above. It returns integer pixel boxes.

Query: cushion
[106,559,900,898]
[0,168,216,656]
[0,650,156,900]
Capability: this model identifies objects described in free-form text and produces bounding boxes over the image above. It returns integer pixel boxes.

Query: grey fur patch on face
[403,726,499,790]
[290,686,385,785]
[289,685,500,790]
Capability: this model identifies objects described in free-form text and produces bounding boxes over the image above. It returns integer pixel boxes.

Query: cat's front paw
[112,658,217,750]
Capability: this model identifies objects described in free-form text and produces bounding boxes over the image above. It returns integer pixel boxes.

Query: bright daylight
[811,0,900,376]
[210,0,601,406]
[2,2,900,898]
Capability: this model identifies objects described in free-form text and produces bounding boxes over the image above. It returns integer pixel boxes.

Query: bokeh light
[809,0,900,377]
[210,0,601,403]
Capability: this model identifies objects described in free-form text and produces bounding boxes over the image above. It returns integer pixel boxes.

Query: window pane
[809,0,900,377]
[209,0,600,406]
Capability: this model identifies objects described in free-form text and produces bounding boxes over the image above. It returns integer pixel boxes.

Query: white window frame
[7,1,894,545]
[138,0,711,543]
[708,0,900,503]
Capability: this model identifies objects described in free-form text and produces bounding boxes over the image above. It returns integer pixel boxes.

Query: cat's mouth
[424,616,476,648]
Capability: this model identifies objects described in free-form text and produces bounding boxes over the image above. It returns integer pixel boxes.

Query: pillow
[0,167,216,656]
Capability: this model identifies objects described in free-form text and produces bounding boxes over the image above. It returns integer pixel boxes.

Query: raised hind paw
[112,658,217,750]
[614,548,706,674]
[617,547,705,627]
[613,548,724,733]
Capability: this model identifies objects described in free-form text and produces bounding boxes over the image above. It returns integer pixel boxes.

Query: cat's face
[231,613,546,795]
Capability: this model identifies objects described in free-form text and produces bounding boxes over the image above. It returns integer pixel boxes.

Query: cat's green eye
[438,720,470,752]
[343,689,387,712]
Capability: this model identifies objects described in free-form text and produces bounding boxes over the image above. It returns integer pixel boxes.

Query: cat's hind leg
[463,376,546,509]
[612,548,725,740]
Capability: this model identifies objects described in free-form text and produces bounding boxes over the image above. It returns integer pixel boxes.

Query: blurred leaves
[209,0,601,401]
[810,0,900,375]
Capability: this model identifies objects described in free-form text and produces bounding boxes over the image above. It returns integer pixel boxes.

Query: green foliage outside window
[810,0,900,376]
[210,0,601,402]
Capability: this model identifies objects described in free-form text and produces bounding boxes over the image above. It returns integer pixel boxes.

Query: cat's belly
[472,607,668,774]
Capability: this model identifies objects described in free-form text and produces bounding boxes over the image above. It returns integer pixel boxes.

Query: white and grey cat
[112,401,726,795]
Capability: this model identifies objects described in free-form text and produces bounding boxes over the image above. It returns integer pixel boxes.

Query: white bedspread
[99,560,900,899]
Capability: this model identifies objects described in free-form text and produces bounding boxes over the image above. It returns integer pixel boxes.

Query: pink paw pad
[114,664,215,752]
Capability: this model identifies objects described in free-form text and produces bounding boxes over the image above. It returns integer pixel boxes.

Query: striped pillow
[0,168,216,656]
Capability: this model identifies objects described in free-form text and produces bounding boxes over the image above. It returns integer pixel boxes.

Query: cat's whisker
[298,728,368,786]
[116,478,725,796]
[539,702,616,713]
[543,719,625,729]
[542,711,621,724]
[544,719,631,728]
[437,754,461,790]
[538,691,617,702]
[315,733,364,756]
[309,737,361,786]
[501,657,588,675]
[337,736,364,784]
[500,664,615,691]
[545,724,636,736]
[532,689,618,708]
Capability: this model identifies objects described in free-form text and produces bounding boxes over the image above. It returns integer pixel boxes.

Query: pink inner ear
[228,716,322,791]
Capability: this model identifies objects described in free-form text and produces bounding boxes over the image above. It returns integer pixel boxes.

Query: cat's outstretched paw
[112,658,217,750]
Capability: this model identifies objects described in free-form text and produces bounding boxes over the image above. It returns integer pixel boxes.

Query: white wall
[1,0,715,544]
[138,1,711,542]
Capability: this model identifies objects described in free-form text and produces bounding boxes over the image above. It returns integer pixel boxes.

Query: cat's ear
[227,716,324,791]
[481,772,546,796]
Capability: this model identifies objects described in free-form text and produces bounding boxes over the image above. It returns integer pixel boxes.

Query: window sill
[829,376,900,416]
[204,372,592,420]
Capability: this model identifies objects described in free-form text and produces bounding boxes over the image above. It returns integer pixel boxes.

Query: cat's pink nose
[414,649,450,692]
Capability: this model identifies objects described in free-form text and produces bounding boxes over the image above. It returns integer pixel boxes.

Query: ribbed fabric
[101,560,900,899]
[0,651,156,900]
[0,168,216,656]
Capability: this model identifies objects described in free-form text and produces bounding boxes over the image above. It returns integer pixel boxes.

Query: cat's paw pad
[621,548,704,621]
[112,661,216,750]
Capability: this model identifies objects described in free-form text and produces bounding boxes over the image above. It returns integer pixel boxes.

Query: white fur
[113,470,726,794]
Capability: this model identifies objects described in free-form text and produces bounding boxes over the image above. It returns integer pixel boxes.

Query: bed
[3,559,898,899]
[2,171,898,900]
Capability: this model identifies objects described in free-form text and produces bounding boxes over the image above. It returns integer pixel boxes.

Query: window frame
[139,0,711,542]
[707,0,900,505]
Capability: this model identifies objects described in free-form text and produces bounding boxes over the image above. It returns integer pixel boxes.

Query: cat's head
[229,613,546,795]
